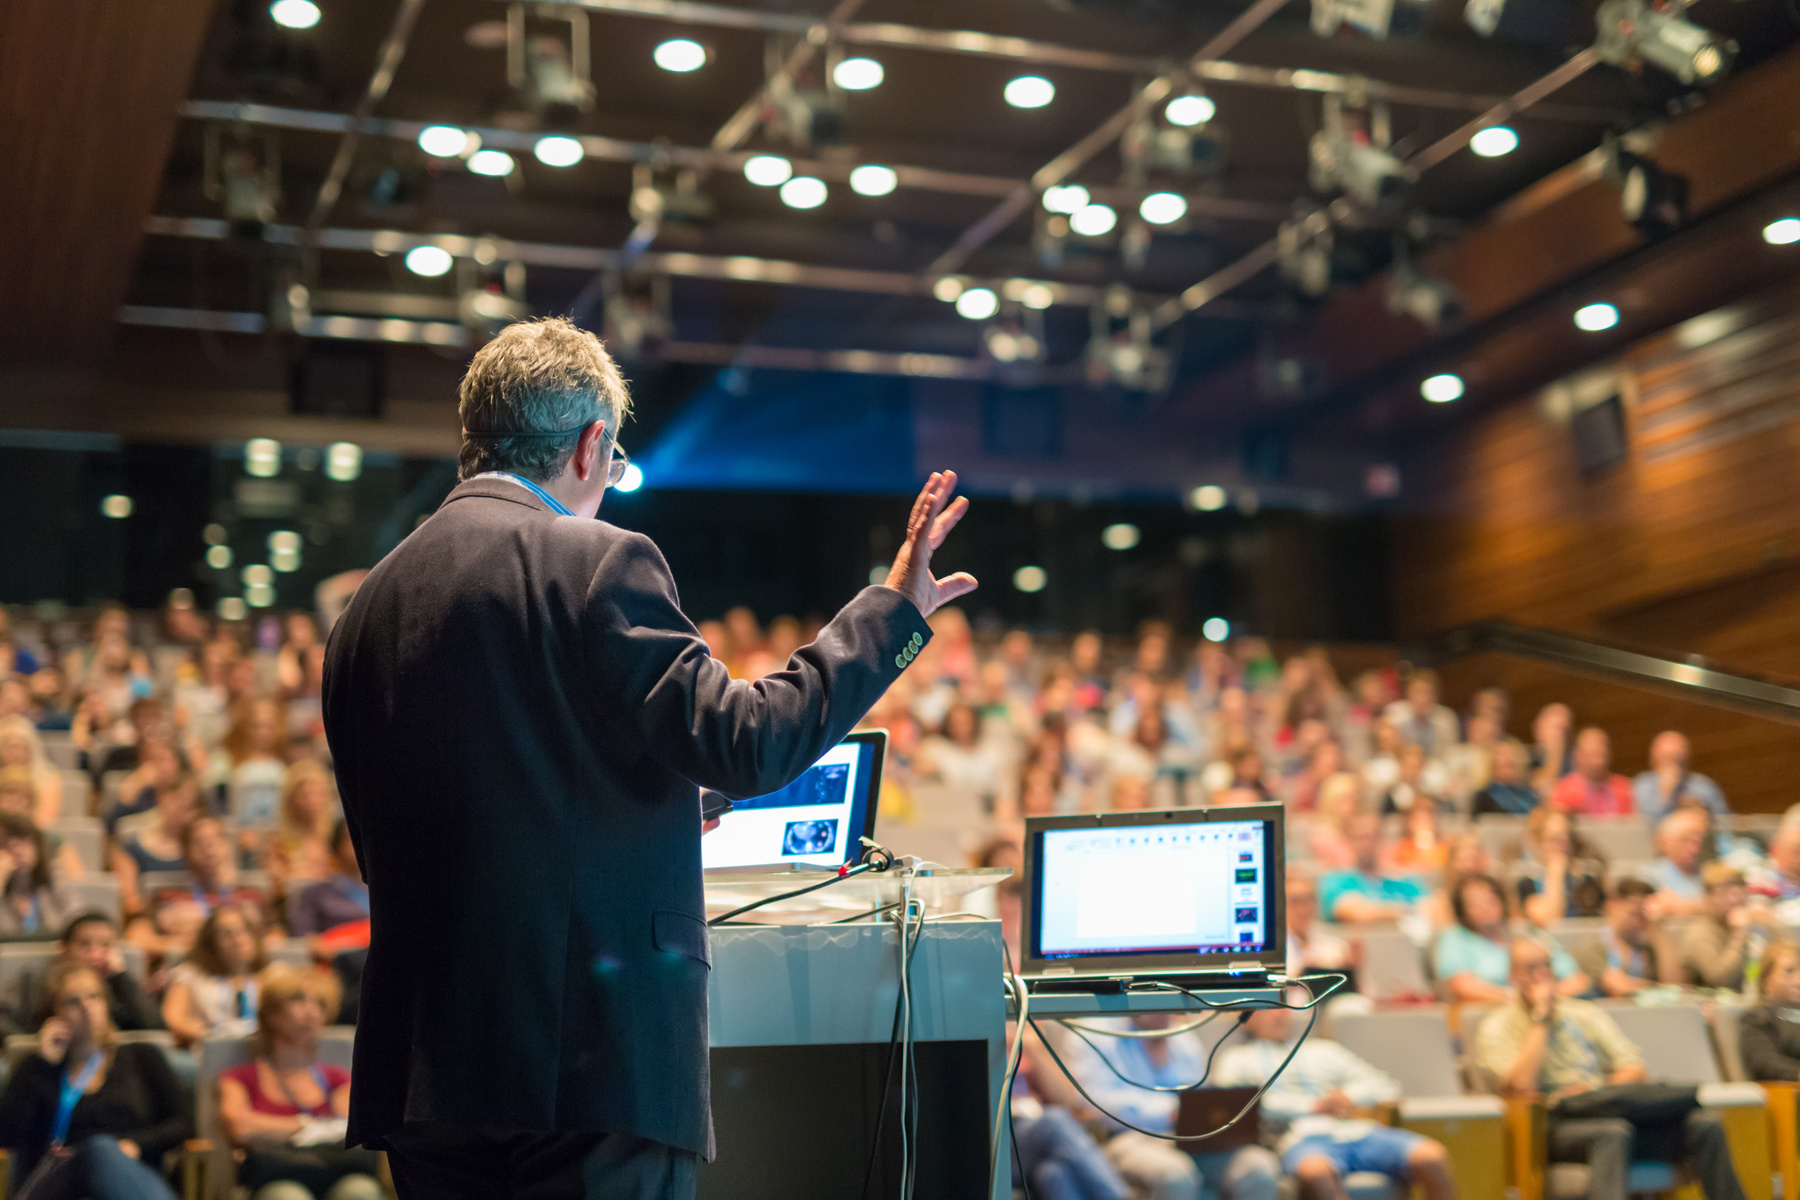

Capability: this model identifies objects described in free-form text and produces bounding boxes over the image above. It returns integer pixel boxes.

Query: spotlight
[218,597,248,622]
[1191,485,1228,511]
[1575,302,1620,332]
[405,245,454,277]
[743,155,793,187]
[1594,0,1736,85]
[1013,565,1048,593]
[1102,523,1140,550]
[933,277,967,303]
[833,57,884,90]
[1278,216,1334,297]
[1767,218,1800,245]
[1387,253,1463,331]
[533,135,583,167]
[1069,203,1117,238]
[1020,283,1055,310]
[1309,96,1410,208]
[467,149,515,177]
[1139,192,1188,225]
[204,127,280,238]
[100,495,132,519]
[325,442,362,482]
[1421,373,1465,403]
[270,0,320,29]
[615,463,644,493]
[1202,617,1231,642]
[242,564,275,588]
[1611,147,1689,238]
[849,165,897,196]
[417,126,471,158]
[1469,126,1519,157]
[245,439,282,478]
[654,38,707,73]
[1165,93,1216,127]
[955,288,999,320]
[1042,184,1090,215]
[1004,76,1055,109]
[246,584,276,609]
[779,176,827,209]
[269,531,303,573]
[206,546,233,570]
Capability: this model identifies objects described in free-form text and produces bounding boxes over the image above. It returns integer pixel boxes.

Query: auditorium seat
[63,877,122,924]
[57,769,91,813]
[38,735,76,772]
[1578,820,1656,863]
[1545,919,1607,968]
[1350,927,1431,1002]
[51,821,103,873]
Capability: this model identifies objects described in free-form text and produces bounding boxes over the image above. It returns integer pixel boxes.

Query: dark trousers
[1547,1110,1746,1200]
[20,1135,178,1200]
[383,1124,696,1200]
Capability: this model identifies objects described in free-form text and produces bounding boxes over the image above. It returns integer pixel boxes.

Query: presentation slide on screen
[702,742,862,869]
[1037,820,1266,958]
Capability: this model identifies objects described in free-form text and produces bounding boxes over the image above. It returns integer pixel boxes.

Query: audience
[1645,807,1711,913]
[163,906,269,1049]
[1550,728,1634,816]
[1739,940,1800,1080]
[1434,874,1588,1003]
[1514,808,1607,924]
[1634,731,1728,821]
[1319,815,1427,924]
[1573,879,1668,997]
[1471,740,1539,815]
[1674,864,1771,990]
[287,822,369,944]
[0,812,74,937]
[262,762,335,897]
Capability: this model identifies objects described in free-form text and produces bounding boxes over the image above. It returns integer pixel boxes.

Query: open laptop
[1018,803,1286,990]
[702,730,886,872]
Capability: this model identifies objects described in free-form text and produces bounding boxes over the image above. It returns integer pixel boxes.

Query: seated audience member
[1434,874,1587,1003]
[915,702,1005,811]
[1286,874,1352,982]
[0,771,84,882]
[1528,703,1574,795]
[1471,740,1540,816]
[1675,864,1771,990]
[1359,719,1406,796]
[104,736,182,834]
[130,817,268,961]
[1632,731,1727,822]
[1378,742,1448,816]
[15,913,163,1033]
[262,762,334,896]
[1755,819,1800,904]
[1320,814,1428,923]
[0,813,73,937]
[218,967,381,1200]
[1644,807,1710,914]
[1549,728,1633,816]
[1422,835,1494,931]
[1516,808,1607,924]
[163,906,269,1048]
[287,823,368,944]
[0,961,188,1198]
[0,717,62,827]
[1738,940,1800,1080]
[1572,880,1668,997]
[1215,1004,1455,1200]
[216,699,290,831]
[1383,669,1460,758]
[1307,774,1363,870]
[1058,1015,1280,1200]
[111,773,200,919]
[1385,804,1447,873]
[1477,940,1746,1200]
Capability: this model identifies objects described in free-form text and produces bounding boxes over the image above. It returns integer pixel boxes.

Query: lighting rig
[505,2,594,128]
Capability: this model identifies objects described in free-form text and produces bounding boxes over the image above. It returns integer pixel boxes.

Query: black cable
[706,862,875,926]
[1057,1011,1250,1093]
[856,899,927,1200]
[1010,1104,1036,1200]
[832,901,903,924]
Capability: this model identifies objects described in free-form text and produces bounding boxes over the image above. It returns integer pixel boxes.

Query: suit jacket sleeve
[585,531,930,799]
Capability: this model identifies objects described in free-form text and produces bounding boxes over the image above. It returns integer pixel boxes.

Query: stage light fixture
[1191,484,1228,511]
[1165,93,1216,127]
[615,463,644,492]
[654,38,706,73]
[100,495,132,519]
[269,530,303,572]
[206,546,233,570]
[1139,192,1188,225]
[1069,203,1117,237]
[325,442,362,482]
[246,584,276,609]
[1102,523,1140,550]
[245,439,282,478]
[1594,0,1736,85]
[417,126,471,158]
[1470,126,1519,157]
[203,524,228,546]
[849,165,897,196]
[779,176,827,209]
[743,155,793,187]
[1421,373,1465,403]
[218,597,247,622]
[1387,257,1463,331]
[242,564,275,588]
[955,288,999,320]
[1575,302,1620,331]
[533,135,583,167]
[1202,617,1231,642]
[270,0,320,29]
[1004,76,1055,109]
[1013,565,1048,593]
[1021,283,1055,310]
[1042,184,1090,215]
[833,57,884,90]
[405,245,454,277]
[1767,218,1800,245]
[933,277,966,303]
[467,149,515,177]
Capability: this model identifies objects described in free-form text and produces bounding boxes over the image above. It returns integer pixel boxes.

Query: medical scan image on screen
[702,741,863,869]
[1035,820,1268,959]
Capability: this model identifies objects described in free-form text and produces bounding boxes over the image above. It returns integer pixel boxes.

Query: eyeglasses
[604,445,631,489]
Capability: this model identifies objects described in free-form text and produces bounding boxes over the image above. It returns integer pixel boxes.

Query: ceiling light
[779,176,827,209]
[533,135,583,167]
[1191,484,1227,511]
[1021,283,1055,310]
[1202,617,1231,642]
[1102,523,1140,550]
[270,0,320,29]
[218,597,247,622]
[417,126,470,158]
[1004,76,1055,109]
[654,38,707,73]
[743,155,793,187]
[615,463,644,493]
[242,564,275,588]
[1013,565,1048,593]
[1139,192,1188,225]
[1764,218,1800,245]
[325,441,362,482]
[206,546,233,570]
[849,165,897,196]
[933,277,966,303]
[1042,184,1090,215]
[1421,373,1465,403]
[100,494,132,519]
[833,57,884,90]
[955,288,999,320]
[1165,94,1216,127]
[245,438,282,478]
[203,523,228,545]
[405,245,454,277]
[1469,125,1519,157]
[1069,203,1117,237]
[987,330,1020,362]
[246,584,276,608]
[1574,302,1620,332]
[467,149,515,177]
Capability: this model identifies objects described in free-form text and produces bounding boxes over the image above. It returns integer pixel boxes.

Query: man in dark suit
[321,317,976,1198]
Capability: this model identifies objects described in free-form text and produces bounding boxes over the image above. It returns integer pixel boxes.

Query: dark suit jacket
[321,477,929,1157]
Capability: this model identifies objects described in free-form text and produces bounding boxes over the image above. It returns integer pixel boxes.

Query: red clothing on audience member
[219,1061,349,1117]
[1549,773,1633,815]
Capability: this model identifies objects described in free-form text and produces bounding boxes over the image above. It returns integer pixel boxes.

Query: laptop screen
[702,731,885,870]
[1023,804,1284,974]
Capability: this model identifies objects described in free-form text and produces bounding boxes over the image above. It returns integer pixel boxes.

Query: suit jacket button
[894,653,906,669]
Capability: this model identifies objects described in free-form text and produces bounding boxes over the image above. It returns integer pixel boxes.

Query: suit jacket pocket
[652,909,712,968]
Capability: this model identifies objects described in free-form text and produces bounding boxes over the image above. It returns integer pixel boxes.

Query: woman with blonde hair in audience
[0,812,75,937]
[1515,806,1607,925]
[0,716,63,827]
[1308,773,1365,868]
[262,762,335,897]
[218,967,381,1200]
[216,698,290,832]
[163,905,269,1049]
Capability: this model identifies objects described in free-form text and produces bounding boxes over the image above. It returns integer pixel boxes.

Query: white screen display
[702,741,864,869]
[1035,819,1267,959]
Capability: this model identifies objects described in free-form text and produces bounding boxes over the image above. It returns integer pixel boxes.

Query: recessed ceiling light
[325,442,362,482]
[933,277,966,303]
[779,176,827,209]
[270,0,320,30]
[1191,485,1227,511]
[1102,523,1140,550]
[1013,565,1048,592]
[1469,126,1519,158]
[1020,283,1055,310]
[245,439,282,478]
[405,245,453,276]
[1139,192,1188,225]
[833,57,884,90]
[533,135,583,167]
[467,149,515,177]
[1042,184,1090,215]
[1421,373,1465,403]
[1574,302,1620,332]
[1764,217,1800,245]
[1004,76,1055,109]
[100,494,133,519]
[743,155,792,187]
[417,126,470,158]
[1202,617,1230,642]
[955,288,999,320]
[1165,94,1216,127]
[654,38,706,72]
[849,165,897,196]
[1069,203,1117,237]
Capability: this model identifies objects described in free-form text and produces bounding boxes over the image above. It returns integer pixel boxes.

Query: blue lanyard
[332,876,370,913]
[480,472,572,516]
[52,1051,105,1146]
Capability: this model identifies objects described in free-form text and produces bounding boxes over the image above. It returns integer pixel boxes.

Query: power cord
[856,878,926,1200]
[1055,1012,1249,1093]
